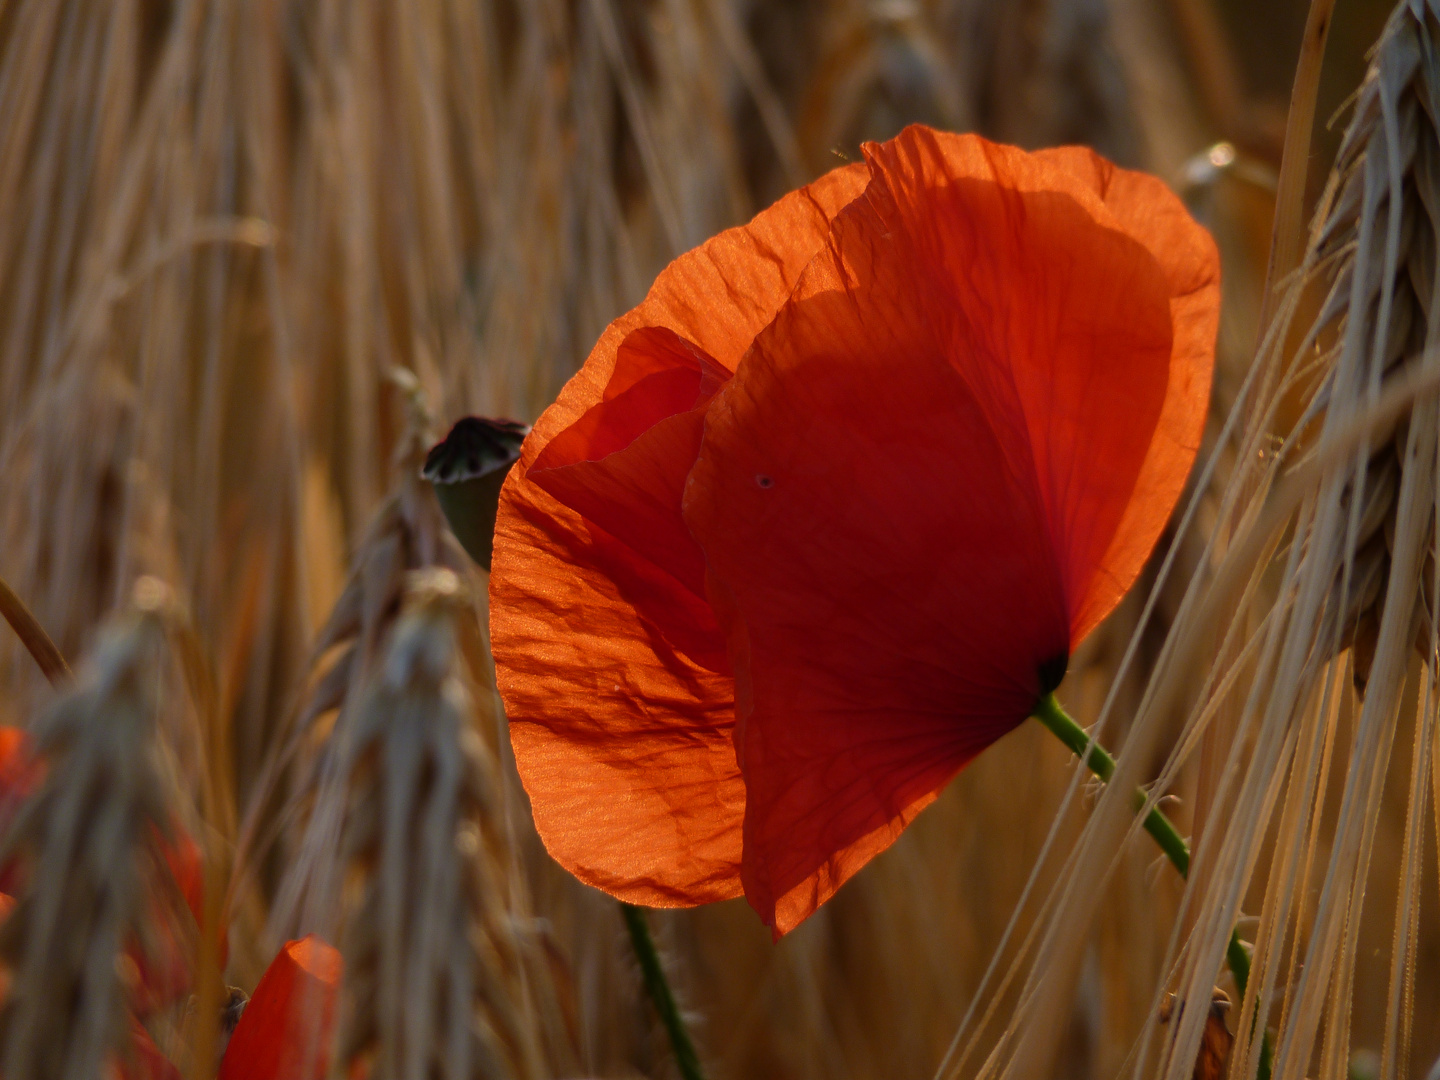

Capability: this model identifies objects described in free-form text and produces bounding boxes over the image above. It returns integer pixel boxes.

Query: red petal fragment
[0,725,41,810]
[133,824,230,1016]
[160,829,204,928]
[218,935,342,1080]
[117,1017,182,1080]
[0,727,31,789]
[491,163,869,908]
[0,727,38,895]
[156,826,229,971]
[0,893,12,1008]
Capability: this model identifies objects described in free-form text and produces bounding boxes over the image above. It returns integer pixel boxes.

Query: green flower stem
[1031,693,1273,1078]
[1031,693,1191,874]
[621,902,705,1080]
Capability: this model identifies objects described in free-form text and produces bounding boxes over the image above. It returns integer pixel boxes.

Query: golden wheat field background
[3,0,1439,1078]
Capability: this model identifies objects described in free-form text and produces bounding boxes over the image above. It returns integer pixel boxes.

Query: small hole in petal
[755,474,774,489]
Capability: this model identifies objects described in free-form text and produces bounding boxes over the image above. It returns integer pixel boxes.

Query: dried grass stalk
[1236,5,1440,1076]
[249,382,473,943]
[0,600,194,1080]
[956,5,1440,1079]
[1300,0,1440,687]
[0,572,70,687]
[1141,2,1440,1076]
[252,395,575,1077]
[335,569,551,1079]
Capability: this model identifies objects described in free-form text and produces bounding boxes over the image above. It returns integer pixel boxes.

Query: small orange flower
[218,935,342,1080]
[491,125,1219,935]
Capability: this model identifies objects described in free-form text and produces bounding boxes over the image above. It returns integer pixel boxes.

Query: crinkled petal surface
[491,164,869,906]
[529,326,732,671]
[218,935,341,1080]
[683,127,1218,933]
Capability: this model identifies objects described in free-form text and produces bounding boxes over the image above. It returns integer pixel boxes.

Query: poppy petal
[529,327,731,670]
[130,827,209,1015]
[860,130,1187,648]
[491,163,869,907]
[218,935,341,1080]
[1031,145,1220,642]
[684,127,1208,933]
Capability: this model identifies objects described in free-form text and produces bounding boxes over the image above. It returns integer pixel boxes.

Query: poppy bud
[423,417,529,571]
[218,935,342,1080]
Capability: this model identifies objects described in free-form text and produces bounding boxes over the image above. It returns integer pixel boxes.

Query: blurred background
[0,1,1428,1078]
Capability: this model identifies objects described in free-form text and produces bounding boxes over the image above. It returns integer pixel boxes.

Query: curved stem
[1031,694,1190,875]
[621,902,705,1080]
[0,573,70,686]
[1031,693,1272,1077]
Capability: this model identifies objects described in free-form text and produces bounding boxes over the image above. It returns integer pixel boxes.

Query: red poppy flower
[218,935,342,1080]
[490,125,1219,935]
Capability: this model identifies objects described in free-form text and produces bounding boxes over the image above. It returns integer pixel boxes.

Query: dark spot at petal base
[1038,653,1069,696]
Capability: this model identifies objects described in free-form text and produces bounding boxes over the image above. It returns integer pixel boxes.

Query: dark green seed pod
[422,417,529,571]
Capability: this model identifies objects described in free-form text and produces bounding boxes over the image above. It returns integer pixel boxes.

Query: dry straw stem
[980,3,1440,1080]
[0,572,71,687]
[0,600,195,1080]
[1257,0,1339,340]
[1244,7,1440,1078]
[0,365,181,717]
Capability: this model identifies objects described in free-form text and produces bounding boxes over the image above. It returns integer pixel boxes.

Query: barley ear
[0,595,197,1080]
